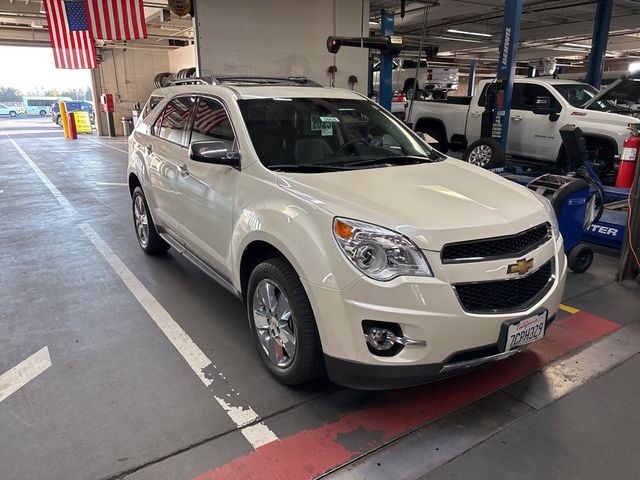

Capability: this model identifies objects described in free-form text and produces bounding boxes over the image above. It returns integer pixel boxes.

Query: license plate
[505,311,547,352]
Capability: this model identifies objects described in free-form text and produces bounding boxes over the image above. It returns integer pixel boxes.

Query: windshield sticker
[311,115,335,136]
[320,116,340,122]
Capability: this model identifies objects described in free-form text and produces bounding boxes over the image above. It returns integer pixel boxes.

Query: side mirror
[532,96,560,121]
[190,141,241,168]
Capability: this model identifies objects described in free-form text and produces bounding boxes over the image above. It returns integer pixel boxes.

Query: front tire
[132,186,170,255]
[247,258,324,385]
[463,138,506,169]
[9,111,17,117]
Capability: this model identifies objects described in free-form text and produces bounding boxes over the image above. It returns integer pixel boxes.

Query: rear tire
[132,186,170,255]
[463,138,506,169]
[247,258,324,385]
[567,244,593,273]
[39,109,47,116]
[9,111,17,117]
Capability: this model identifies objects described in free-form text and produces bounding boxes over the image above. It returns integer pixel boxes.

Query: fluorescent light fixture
[447,29,492,38]
[629,62,640,73]
[563,43,591,49]
[439,36,483,43]
[438,51,454,56]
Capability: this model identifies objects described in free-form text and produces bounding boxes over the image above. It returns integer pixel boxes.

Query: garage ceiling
[1,0,639,70]
[0,0,193,50]
[371,0,640,67]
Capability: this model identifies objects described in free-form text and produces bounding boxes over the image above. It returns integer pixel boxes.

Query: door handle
[178,164,189,176]
[511,115,522,121]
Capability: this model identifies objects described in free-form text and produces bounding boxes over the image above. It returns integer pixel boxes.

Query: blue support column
[586,0,613,89]
[492,0,523,147]
[467,60,477,97]
[379,11,394,111]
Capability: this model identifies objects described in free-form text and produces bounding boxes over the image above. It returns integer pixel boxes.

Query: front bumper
[325,313,555,390]
[302,237,567,389]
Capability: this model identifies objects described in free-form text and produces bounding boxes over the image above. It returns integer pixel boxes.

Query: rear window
[143,95,164,120]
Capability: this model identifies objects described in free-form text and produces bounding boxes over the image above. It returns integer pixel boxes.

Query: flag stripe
[85,0,146,40]
[44,0,96,69]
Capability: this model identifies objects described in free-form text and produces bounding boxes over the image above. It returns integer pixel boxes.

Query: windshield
[552,83,619,111]
[238,98,441,171]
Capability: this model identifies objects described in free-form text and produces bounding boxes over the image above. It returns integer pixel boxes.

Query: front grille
[453,259,555,314]
[441,223,551,264]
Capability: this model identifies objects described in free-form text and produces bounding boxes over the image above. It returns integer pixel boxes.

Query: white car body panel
[128,83,566,388]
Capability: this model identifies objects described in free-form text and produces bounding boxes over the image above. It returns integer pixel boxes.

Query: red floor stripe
[194,311,620,480]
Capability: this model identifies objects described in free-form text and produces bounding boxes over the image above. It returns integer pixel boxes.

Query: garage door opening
[0,45,94,135]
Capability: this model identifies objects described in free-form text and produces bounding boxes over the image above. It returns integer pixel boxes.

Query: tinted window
[191,98,235,150]
[143,95,164,120]
[403,60,428,69]
[155,96,195,146]
[477,83,493,107]
[512,84,558,111]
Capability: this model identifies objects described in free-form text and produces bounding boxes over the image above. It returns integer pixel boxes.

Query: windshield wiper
[344,155,436,168]
[266,163,353,172]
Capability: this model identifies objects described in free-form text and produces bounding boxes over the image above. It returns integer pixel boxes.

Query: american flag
[194,101,230,134]
[43,0,97,69]
[84,0,148,40]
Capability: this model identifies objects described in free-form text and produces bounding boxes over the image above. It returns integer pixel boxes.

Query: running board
[159,233,241,299]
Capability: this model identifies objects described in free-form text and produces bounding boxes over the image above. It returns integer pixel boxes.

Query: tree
[0,87,22,102]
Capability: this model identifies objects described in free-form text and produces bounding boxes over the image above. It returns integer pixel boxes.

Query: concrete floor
[1,116,639,480]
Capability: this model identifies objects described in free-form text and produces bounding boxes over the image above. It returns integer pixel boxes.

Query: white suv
[128,77,566,389]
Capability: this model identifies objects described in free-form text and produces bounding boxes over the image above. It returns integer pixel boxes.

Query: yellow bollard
[59,100,70,139]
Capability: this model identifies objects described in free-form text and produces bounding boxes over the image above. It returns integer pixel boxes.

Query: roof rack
[167,75,321,87]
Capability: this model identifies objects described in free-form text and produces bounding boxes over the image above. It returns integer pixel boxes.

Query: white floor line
[9,138,75,212]
[80,223,278,449]
[11,131,278,449]
[82,136,128,153]
[96,182,128,186]
[0,347,52,403]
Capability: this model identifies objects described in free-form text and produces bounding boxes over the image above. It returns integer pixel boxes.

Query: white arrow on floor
[0,346,51,403]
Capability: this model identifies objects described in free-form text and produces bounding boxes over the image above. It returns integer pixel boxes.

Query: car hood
[276,159,550,251]
[572,108,637,125]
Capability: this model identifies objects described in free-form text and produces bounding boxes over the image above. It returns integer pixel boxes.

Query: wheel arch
[403,77,418,92]
[414,117,448,144]
[238,239,299,305]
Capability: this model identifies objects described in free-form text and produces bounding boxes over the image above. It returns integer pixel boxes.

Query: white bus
[23,96,72,116]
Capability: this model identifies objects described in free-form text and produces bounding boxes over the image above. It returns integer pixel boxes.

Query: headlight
[535,193,560,239]
[333,217,433,281]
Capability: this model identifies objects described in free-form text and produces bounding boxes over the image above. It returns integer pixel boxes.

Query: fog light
[366,327,398,351]
[362,320,428,357]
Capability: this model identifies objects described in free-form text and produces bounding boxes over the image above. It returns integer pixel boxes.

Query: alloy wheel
[252,279,297,368]
[133,194,149,248]
[468,144,493,167]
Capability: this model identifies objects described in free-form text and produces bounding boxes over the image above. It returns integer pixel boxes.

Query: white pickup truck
[407,77,636,170]
[373,59,459,98]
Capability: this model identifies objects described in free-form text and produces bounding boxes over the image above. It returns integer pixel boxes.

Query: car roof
[149,84,367,101]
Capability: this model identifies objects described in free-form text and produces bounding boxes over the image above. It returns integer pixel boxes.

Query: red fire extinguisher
[616,123,640,188]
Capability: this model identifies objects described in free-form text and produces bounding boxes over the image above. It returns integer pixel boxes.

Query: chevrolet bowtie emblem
[508,258,534,275]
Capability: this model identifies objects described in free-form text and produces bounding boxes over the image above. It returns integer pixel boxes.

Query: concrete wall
[94,48,170,136]
[194,0,369,94]
[168,45,196,73]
